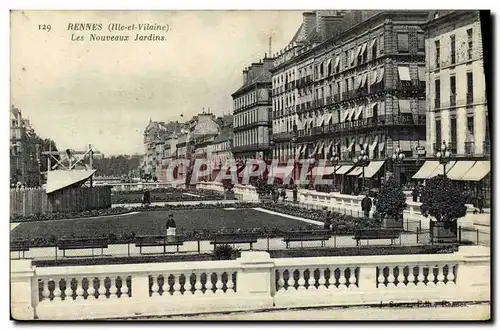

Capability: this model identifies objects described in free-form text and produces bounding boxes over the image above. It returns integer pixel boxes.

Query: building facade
[231,57,274,160]
[270,10,431,190]
[416,10,490,202]
[142,119,180,176]
[10,106,41,187]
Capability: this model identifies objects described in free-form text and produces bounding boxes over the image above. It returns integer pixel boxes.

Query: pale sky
[10,10,302,155]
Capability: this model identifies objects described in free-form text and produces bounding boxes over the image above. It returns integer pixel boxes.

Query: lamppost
[391,147,405,186]
[355,149,369,192]
[330,151,339,192]
[436,141,451,178]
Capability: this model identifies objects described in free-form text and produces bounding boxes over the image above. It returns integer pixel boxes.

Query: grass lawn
[11,208,321,241]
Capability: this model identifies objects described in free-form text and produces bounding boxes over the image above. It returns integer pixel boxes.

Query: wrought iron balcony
[466,92,474,105]
[483,141,490,155]
[464,142,475,155]
[450,94,457,107]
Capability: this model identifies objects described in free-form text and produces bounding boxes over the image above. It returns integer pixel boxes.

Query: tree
[374,177,407,227]
[420,175,467,222]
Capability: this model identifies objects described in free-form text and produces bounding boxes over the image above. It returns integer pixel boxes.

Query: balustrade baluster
[41,279,51,302]
[317,269,327,291]
[226,272,235,294]
[386,268,396,288]
[184,273,193,295]
[338,268,347,290]
[75,277,85,301]
[297,269,306,291]
[427,266,437,287]
[205,272,214,295]
[151,275,160,297]
[194,273,204,295]
[436,265,445,287]
[397,266,406,288]
[98,276,108,299]
[108,276,118,299]
[172,274,182,296]
[86,277,96,300]
[53,278,62,301]
[407,267,416,287]
[215,272,224,295]
[348,267,357,289]
[417,265,426,287]
[119,277,129,298]
[276,270,286,292]
[446,265,456,285]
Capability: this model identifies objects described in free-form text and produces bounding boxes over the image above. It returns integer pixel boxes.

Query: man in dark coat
[324,210,332,230]
[361,195,372,218]
[292,185,298,203]
[281,188,287,201]
[143,189,151,206]
[412,185,419,202]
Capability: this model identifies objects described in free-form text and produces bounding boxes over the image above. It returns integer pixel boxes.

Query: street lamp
[436,141,451,177]
[355,149,369,192]
[330,152,339,191]
[391,147,405,185]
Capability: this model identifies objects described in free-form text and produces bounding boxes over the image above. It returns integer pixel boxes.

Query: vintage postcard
[9,9,491,321]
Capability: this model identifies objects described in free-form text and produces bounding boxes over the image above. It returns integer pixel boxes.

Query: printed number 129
[38,24,51,32]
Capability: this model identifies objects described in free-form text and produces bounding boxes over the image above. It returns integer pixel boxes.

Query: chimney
[243,68,248,85]
[263,56,274,71]
[317,11,345,41]
[303,11,317,40]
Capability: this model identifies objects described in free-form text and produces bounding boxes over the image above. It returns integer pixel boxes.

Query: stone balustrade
[196,181,224,193]
[11,246,490,320]
[106,182,185,192]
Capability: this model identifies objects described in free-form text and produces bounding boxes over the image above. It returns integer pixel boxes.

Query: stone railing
[11,246,490,320]
[196,181,224,193]
[104,182,185,192]
[233,184,259,202]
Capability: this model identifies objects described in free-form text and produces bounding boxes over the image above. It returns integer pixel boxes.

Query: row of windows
[434,28,474,68]
[273,69,296,88]
[233,129,261,147]
[273,93,297,112]
[434,71,474,108]
[434,112,489,153]
[234,109,262,128]
[234,90,259,110]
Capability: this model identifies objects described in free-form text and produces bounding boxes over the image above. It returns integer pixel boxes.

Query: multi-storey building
[142,119,180,176]
[208,115,234,172]
[414,10,490,202]
[10,106,41,187]
[231,56,273,160]
[270,10,430,191]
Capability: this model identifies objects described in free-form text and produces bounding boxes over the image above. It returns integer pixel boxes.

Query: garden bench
[135,235,185,254]
[353,229,402,246]
[11,240,30,259]
[209,234,258,250]
[57,238,109,258]
[282,230,332,249]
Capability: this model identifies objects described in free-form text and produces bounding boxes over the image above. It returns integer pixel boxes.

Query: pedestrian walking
[166,214,177,242]
[292,185,298,203]
[324,210,332,231]
[142,189,151,206]
[412,185,419,202]
[361,194,372,218]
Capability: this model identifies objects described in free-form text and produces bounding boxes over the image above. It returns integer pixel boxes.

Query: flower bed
[10,202,258,223]
[111,187,235,203]
[260,202,380,234]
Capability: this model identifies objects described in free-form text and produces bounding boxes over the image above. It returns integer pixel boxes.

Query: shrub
[212,244,241,260]
[374,177,407,223]
[420,175,467,222]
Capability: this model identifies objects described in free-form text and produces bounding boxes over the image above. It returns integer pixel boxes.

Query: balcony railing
[466,92,474,105]
[232,143,270,153]
[450,94,457,107]
[464,142,475,155]
[434,98,441,109]
[296,114,426,139]
[483,141,490,155]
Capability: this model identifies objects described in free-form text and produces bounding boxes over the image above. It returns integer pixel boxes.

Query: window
[379,35,384,54]
[372,40,378,60]
[397,33,409,52]
[417,33,425,52]
[450,76,456,106]
[450,117,457,153]
[467,28,473,60]
[434,79,441,108]
[467,116,474,136]
[467,72,473,104]
[435,119,442,148]
[450,35,456,64]
[344,50,349,68]
[435,40,440,68]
